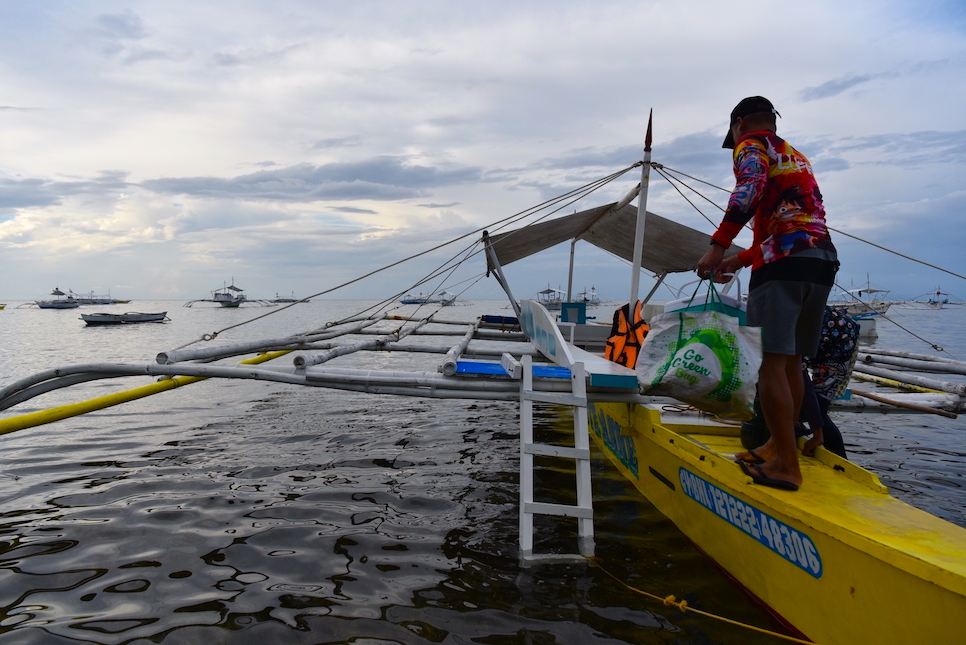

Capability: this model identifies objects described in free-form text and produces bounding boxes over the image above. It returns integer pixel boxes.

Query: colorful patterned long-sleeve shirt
[711,130,835,270]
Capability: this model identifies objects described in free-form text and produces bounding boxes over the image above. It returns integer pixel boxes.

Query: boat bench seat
[455,360,571,379]
[455,343,639,391]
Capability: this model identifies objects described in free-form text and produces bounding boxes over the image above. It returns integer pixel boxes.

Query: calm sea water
[0,299,963,644]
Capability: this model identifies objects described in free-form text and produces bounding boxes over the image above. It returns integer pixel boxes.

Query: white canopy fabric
[485,202,743,275]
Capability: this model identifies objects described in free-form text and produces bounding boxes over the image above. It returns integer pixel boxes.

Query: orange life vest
[604,300,649,368]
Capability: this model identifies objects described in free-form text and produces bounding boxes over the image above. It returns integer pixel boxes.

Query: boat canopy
[484,202,743,275]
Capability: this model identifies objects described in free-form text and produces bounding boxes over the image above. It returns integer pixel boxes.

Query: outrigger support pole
[629,109,653,305]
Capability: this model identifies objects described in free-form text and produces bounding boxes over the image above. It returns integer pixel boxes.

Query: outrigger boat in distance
[35,287,79,309]
[924,287,954,308]
[212,282,246,307]
[399,290,458,305]
[69,290,127,305]
[80,312,169,326]
[184,280,273,308]
[828,278,894,318]
[534,286,565,310]
[576,286,601,306]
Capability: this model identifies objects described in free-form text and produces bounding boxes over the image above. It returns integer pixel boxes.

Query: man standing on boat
[696,96,838,490]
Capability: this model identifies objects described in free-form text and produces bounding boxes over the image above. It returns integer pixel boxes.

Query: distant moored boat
[80,312,169,325]
[35,288,80,309]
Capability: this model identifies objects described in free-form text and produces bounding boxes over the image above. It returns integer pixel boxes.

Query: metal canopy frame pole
[566,238,577,302]
[642,271,667,306]
[483,231,522,319]
[628,109,654,305]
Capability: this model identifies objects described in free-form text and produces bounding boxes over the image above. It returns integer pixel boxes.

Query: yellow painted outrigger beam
[0,350,292,436]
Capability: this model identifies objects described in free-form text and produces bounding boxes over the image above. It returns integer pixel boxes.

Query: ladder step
[522,390,587,407]
[524,501,594,519]
[524,444,590,460]
[521,553,589,564]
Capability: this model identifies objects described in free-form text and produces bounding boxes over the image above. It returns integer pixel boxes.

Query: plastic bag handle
[675,274,742,302]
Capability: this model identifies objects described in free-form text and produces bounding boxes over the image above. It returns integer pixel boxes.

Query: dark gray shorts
[746,280,833,356]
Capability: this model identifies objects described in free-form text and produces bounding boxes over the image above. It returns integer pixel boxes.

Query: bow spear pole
[629,109,653,305]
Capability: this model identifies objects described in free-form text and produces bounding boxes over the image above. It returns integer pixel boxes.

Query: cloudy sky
[2,1,964,304]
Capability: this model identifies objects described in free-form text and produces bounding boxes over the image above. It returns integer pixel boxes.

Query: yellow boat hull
[590,401,966,645]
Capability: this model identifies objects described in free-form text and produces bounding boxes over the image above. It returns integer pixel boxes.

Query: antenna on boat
[628,109,653,305]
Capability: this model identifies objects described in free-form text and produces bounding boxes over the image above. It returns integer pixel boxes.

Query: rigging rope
[248,161,628,343]
[656,164,732,194]
[653,162,963,357]
[588,556,819,644]
[651,165,722,228]
[655,162,966,283]
[826,226,966,282]
[172,163,642,350]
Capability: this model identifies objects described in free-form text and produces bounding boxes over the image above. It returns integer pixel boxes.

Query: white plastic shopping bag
[636,305,762,420]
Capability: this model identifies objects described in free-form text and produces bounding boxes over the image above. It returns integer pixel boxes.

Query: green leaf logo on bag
[651,313,742,402]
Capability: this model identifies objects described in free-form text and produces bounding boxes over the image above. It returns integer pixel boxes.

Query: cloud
[312,137,363,150]
[211,43,305,67]
[493,132,732,212]
[800,73,881,101]
[94,10,147,40]
[121,48,173,65]
[821,130,966,167]
[0,171,131,209]
[87,9,178,64]
[537,145,643,171]
[0,0,963,301]
[331,206,377,214]
[140,157,485,202]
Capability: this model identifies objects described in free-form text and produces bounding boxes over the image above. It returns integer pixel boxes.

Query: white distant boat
[69,290,128,305]
[81,312,169,326]
[36,288,80,309]
[399,290,457,306]
[828,279,892,318]
[577,286,601,306]
[926,287,951,308]
[534,286,564,310]
[274,292,300,303]
[212,282,247,308]
[184,280,263,308]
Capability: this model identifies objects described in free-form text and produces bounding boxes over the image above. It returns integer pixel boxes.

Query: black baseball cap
[722,96,781,149]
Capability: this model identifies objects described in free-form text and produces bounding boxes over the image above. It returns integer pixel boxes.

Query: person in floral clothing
[699,96,839,489]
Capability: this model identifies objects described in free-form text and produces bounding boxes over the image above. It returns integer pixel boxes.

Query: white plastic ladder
[516,354,595,562]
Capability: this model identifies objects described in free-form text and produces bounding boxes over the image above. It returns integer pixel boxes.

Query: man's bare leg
[753,352,803,487]
[736,437,776,463]
[736,364,810,463]
[802,427,825,457]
